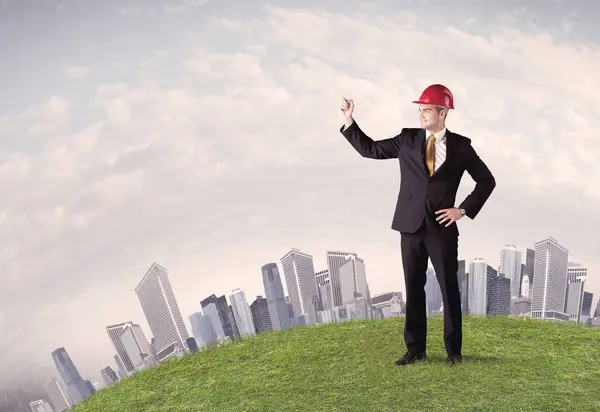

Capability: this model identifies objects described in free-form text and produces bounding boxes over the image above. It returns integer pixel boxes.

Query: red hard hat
[412,84,454,109]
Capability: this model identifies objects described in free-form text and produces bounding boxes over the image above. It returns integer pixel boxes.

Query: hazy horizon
[1,0,599,388]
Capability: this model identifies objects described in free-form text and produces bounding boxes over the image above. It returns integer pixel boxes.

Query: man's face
[418,104,443,130]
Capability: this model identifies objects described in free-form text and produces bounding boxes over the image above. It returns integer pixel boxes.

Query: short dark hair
[436,106,449,117]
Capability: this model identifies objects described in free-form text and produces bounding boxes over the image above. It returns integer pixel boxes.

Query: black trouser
[400,217,462,356]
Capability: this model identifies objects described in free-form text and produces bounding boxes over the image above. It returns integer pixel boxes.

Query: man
[339,84,496,365]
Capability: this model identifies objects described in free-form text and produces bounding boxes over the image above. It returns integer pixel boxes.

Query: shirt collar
[426,127,447,142]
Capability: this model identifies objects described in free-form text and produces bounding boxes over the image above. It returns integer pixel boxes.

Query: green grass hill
[72,316,600,411]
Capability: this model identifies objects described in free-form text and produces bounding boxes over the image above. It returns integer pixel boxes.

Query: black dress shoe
[395,351,426,366]
[446,353,462,364]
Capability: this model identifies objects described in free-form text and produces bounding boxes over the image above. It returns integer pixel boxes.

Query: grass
[72,316,600,411]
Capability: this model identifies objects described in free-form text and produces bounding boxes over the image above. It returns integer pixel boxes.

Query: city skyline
[37,237,596,393]
[1,0,599,391]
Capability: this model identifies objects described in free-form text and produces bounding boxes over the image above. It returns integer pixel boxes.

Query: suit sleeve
[340,120,401,160]
[458,143,496,219]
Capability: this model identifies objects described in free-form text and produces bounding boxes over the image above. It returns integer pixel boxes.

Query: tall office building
[200,302,226,340]
[581,292,593,318]
[487,275,511,315]
[425,267,443,315]
[457,260,468,315]
[134,262,189,356]
[189,312,219,347]
[315,269,333,311]
[326,251,358,307]
[531,237,569,321]
[106,321,149,374]
[229,288,256,337]
[119,323,155,370]
[565,263,587,323]
[469,258,489,315]
[43,377,70,412]
[51,348,92,405]
[499,245,522,299]
[200,294,236,341]
[280,248,319,323]
[525,248,535,284]
[521,274,531,298]
[228,304,241,339]
[261,263,291,330]
[100,366,119,387]
[339,255,369,306]
[250,296,273,333]
[113,354,127,378]
[29,399,53,412]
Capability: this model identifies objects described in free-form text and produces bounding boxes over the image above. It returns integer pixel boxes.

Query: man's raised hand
[340,97,354,123]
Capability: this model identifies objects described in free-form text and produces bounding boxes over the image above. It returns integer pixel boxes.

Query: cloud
[62,66,90,79]
[0,1,599,385]
[162,0,212,13]
[0,95,69,136]
[118,5,141,15]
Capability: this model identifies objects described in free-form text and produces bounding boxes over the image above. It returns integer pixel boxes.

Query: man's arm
[458,143,496,219]
[340,119,402,160]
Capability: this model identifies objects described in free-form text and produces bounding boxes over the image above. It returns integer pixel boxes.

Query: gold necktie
[425,134,436,176]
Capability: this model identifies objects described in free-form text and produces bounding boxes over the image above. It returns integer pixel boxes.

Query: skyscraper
[113,354,127,378]
[565,263,587,323]
[43,377,70,412]
[339,255,369,306]
[521,274,531,298]
[315,269,333,311]
[457,260,468,315]
[106,321,141,374]
[229,288,256,337]
[134,262,189,356]
[487,275,511,316]
[525,248,535,283]
[200,294,236,341]
[469,258,489,315]
[201,302,226,340]
[280,248,319,323]
[499,244,522,299]
[29,399,53,412]
[250,296,273,333]
[326,251,358,307]
[100,366,119,387]
[51,347,92,405]
[531,237,569,321]
[119,323,155,370]
[581,292,593,318]
[188,311,219,348]
[425,267,443,315]
[261,263,291,330]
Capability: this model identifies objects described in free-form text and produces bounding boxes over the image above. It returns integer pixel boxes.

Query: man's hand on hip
[435,207,464,227]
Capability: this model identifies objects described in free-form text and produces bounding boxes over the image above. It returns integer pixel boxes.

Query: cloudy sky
[1,0,599,386]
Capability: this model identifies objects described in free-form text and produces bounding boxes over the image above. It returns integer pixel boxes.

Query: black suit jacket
[340,121,496,237]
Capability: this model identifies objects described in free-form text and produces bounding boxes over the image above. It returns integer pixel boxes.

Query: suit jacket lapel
[417,129,430,177]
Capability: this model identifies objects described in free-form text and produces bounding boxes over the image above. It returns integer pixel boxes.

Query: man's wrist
[457,207,466,217]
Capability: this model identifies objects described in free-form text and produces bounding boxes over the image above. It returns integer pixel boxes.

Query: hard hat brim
[412,99,454,109]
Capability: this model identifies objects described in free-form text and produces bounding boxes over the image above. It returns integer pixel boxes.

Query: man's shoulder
[398,128,422,142]
[400,127,422,136]
[447,130,472,145]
